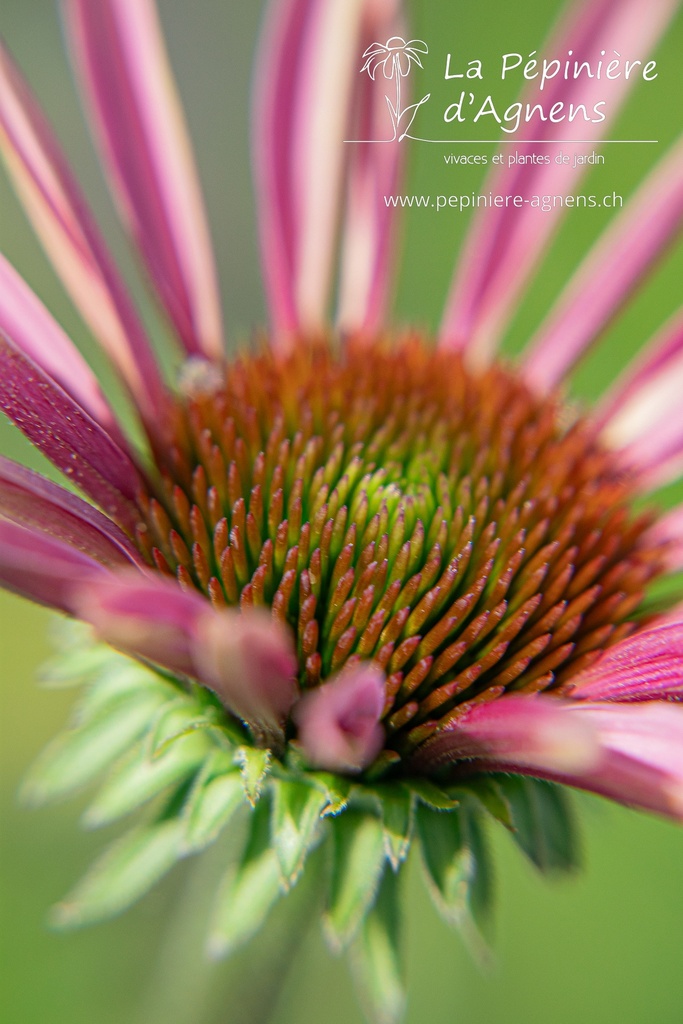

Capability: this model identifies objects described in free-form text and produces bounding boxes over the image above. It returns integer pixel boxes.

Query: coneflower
[1,0,683,1021]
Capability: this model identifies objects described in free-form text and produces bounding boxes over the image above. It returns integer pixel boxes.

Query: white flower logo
[360,36,430,141]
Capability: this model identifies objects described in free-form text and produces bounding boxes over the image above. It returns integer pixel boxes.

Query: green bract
[26,623,580,1024]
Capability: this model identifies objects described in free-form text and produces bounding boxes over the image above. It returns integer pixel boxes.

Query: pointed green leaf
[409,778,459,811]
[208,798,283,958]
[148,698,216,758]
[20,693,164,806]
[50,820,184,930]
[352,868,405,1024]
[375,784,414,870]
[182,765,246,854]
[74,663,171,724]
[324,810,386,952]
[40,641,114,689]
[416,800,493,959]
[235,746,271,805]
[310,772,352,816]
[498,776,579,874]
[271,780,327,887]
[451,775,512,828]
[82,733,210,829]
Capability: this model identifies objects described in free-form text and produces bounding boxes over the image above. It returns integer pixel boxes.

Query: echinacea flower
[1,0,683,1022]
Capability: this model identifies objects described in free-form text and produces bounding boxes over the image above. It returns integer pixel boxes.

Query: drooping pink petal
[64,0,224,360]
[439,0,681,363]
[568,622,683,702]
[72,574,299,739]
[337,0,405,335]
[293,662,386,772]
[524,137,683,391]
[0,333,143,532]
[0,254,120,437]
[412,694,601,777]
[591,308,683,486]
[413,694,683,820]
[0,457,144,570]
[254,0,399,341]
[0,42,166,416]
[0,518,109,613]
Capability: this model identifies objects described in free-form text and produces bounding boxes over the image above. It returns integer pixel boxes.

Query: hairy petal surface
[64,0,224,360]
[0,333,143,531]
[0,42,166,416]
[294,662,386,771]
[0,457,144,570]
[524,137,683,391]
[439,0,681,363]
[569,622,683,701]
[72,574,299,738]
[0,518,109,612]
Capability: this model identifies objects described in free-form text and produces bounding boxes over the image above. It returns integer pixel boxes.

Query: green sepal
[409,778,460,811]
[450,775,512,828]
[351,868,405,1024]
[181,753,245,854]
[20,692,164,807]
[374,784,414,870]
[146,697,217,758]
[50,819,184,930]
[496,775,579,874]
[235,745,272,805]
[208,797,283,958]
[309,772,352,816]
[271,779,328,888]
[416,801,493,960]
[82,732,210,830]
[324,810,386,952]
[39,638,116,689]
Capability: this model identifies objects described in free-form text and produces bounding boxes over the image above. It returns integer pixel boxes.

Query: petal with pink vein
[523,137,683,391]
[64,0,224,360]
[0,42,166,416]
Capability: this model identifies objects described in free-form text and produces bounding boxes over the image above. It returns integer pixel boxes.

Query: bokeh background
[2,1,683,1022]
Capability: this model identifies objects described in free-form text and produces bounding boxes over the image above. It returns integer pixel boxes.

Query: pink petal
[523,137,683,391]
[0,254,120,437]
[0,456,144,570]
[337,0,405,334]
[72,574,299,738]
[412,694,601,777]
[414,694,683,820]
[568,622,683,702]
[0,333,143,532]
[0,42,166,417]
[254,0,390,341]
[439,0,680,364]
[0,518,109,612]
[647,505,683,571]
[293,662,386,772]
[64,0,224,360]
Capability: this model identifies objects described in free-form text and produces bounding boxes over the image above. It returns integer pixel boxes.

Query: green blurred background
[2,1,683,1022]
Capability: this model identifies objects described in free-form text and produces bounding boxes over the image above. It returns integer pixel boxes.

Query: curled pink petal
[254,0,387,341]
[0,457,144,570]
[293,662,386,772]
[569,622,683,702]
[0,333,143,532]
[72,574,299,739]
[0,42,166,417]
[524,136,683,391]
[0,518,109,613]
[64,0,224,360]
[439,0,680,364]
